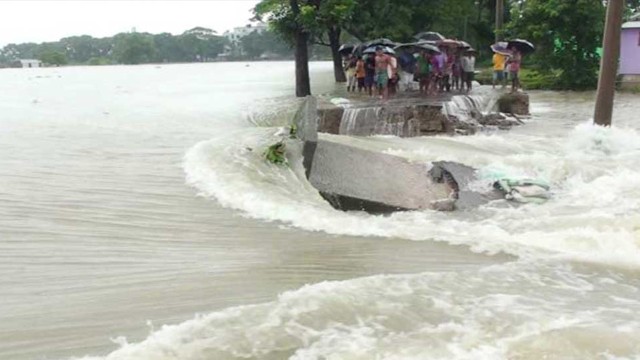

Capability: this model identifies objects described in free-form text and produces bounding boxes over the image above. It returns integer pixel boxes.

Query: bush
[87,57,112,66]
[519,69,559,90]
[475,67,561,90]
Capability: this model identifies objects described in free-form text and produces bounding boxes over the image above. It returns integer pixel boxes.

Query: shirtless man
[375,46,392,100]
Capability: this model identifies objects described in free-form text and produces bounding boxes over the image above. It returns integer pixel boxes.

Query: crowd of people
[344,45,477,101]
[344,42,525,100]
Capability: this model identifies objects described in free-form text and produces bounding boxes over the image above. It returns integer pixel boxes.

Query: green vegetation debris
[264,141,287,165]
[289,124,298,139]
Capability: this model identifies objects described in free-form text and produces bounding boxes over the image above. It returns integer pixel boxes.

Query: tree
[255,0,319,97]
[153,33,186,62]
[301,0,357,82]
[241,30,293,59]
[291,0,313,96]
[256,0,358,88]
[60,35,101,63]
[179,27,226,61]
[506,0,606,90]
[347,0,473,42]
[113,32,156,65]
[38,50,68,66]
[183,27,218,39]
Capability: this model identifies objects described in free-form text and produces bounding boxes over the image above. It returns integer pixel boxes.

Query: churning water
[1,62,640,360]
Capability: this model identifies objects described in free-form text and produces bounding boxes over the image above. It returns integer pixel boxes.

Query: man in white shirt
[461,51,476,92]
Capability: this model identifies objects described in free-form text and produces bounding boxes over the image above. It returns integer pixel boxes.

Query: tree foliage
[255,0,356,82]
[506,0,606,90]
[38,50,68,66]
[113,33,156,65]
[241,30,293,59]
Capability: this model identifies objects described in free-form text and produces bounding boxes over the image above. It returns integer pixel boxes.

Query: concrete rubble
[292,96,505,213]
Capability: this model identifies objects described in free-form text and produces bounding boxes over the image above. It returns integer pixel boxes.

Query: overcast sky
[0,0,261,46]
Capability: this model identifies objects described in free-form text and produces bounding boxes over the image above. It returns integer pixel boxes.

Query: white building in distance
[19,59,42,68]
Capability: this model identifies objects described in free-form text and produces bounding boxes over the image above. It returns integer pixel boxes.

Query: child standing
[345,55,357,92]
[355,56,366,93]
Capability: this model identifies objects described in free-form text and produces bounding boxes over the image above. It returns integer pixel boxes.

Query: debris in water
[494,178,551,204]
[264,141,287,165]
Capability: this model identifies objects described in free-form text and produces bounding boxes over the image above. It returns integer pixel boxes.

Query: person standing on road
[344,55,358,92]
[461,51,476,92]
[364,55,376,97]
[509,49,522,92]
[416,51,430,94]
[374,46,392,100]
[355,56,366,93]
[492,52,507,89]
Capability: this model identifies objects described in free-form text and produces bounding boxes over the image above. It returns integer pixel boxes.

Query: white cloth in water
[513,184,549,198]
[495,178,550,204]
[330,98,351,107]
[399,70,416,91]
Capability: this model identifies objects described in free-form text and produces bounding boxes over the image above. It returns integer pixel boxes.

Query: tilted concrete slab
[292,96,500,213]
[309,140,454,212]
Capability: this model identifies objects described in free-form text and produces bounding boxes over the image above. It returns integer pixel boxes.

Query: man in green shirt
[416,51,431,94]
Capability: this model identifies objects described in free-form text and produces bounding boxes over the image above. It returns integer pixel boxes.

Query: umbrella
[491,42,512,56]
[414,31,445,42]
[438,39,463,48]
[395,42,440,54]
[351,43,366,56]
[417,39,438,46]
[364,38,397,48]
[507,39,535,54]
[363,46,396,55]
[458,41,472,49]
[338,44,356,56]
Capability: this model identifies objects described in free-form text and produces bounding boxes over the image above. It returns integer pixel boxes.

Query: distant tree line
[0,26,334,67]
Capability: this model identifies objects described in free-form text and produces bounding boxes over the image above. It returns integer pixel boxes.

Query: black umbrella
[395,42,441,54]
[350,43,365,56]
[364,38,397,48]
[507,39,535,54]
[363,46,396,55]
[414,31,445,42]
[338,44,356,56]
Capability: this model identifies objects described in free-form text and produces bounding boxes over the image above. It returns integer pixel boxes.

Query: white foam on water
[183,120,640,268]
[74,93,640,360]
[77,261,640,360]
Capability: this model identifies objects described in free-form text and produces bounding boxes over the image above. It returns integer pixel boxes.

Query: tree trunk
[328,27,347,83]
[594,0,623,126]
[495,0,504,43]
[477,0,484,24]
[291,0,311,97]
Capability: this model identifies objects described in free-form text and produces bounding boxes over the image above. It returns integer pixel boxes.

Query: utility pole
[495,0,504,42]
[594,0,624,126]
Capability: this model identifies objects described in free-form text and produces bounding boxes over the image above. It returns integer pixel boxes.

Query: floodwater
[1,62,639,360]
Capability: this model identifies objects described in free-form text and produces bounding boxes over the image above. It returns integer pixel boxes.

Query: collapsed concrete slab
[311,140,455,212]
[293,96,501,213]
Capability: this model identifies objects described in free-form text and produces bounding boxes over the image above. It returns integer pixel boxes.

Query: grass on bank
[476,68,559,90]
